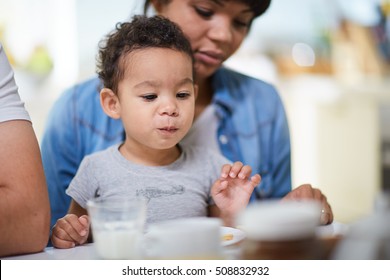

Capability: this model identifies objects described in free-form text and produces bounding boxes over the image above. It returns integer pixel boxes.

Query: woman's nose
[208,18,232,43]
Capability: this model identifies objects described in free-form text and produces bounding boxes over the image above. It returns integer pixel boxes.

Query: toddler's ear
[100,88,121,119]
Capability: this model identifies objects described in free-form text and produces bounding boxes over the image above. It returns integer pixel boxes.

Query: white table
[2,243,98,260]
[1,223,348,260]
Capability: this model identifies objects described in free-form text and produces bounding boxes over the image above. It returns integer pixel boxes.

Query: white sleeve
[0,43,31,123]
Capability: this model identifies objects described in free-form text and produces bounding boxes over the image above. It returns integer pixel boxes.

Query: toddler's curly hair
[97,15,194,93]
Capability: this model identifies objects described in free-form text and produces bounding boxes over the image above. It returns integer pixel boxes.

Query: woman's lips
[195,51,224,67]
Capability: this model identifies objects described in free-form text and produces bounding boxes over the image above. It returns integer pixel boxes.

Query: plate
[220,226,246,246]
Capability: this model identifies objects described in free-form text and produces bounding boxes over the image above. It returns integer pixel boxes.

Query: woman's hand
[282,184,334,225]
[51,214,90,248]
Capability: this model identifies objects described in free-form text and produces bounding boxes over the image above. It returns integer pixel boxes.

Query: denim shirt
[41,67,291,228]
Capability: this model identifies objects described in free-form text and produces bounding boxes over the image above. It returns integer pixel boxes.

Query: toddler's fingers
[78,215,90,237]
[60,214,88,242]
[220,164,232,179]
[229,161,244,178]
[250,174,261,186]
[212,179,228,196]
[79,215,90,227]
[52,224,73,241]
[237,165,252,179]
[52,235,76,249]
[51,226,75,249]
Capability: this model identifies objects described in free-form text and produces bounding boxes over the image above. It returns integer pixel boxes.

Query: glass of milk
[87,198,146,259]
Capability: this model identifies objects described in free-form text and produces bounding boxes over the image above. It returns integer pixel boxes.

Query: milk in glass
[87,199,146,260]
[93,225,140,259]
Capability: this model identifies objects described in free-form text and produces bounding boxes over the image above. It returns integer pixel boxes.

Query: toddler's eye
[142,94,157,101]
[177,92,190,99]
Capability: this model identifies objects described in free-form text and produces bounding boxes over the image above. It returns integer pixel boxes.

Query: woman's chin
[194,63,219,80]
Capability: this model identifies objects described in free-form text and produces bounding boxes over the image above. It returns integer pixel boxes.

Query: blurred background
[1,0,389,225]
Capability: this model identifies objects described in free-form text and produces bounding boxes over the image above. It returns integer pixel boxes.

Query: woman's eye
[234,19,250,29]
[177,92,190,99]
[195,6,213,18]
[142,94,157,101]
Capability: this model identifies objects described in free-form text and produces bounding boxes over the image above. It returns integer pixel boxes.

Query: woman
[41,0,333,230]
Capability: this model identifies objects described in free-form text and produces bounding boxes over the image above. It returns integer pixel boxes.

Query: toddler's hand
[51,214,90,249]
[212,161,261,218]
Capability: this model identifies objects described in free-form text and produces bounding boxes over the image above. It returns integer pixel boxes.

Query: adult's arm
[0,120,50,257]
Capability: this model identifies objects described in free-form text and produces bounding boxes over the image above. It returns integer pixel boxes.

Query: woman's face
[155,0,254,80]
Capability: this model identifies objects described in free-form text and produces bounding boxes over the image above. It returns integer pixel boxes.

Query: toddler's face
[116,48,196,151]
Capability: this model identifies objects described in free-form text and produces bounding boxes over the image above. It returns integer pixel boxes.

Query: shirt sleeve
[66,156,97,209]
[0,43,31,123]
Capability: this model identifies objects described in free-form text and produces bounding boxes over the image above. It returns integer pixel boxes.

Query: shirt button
[219,135,228,144]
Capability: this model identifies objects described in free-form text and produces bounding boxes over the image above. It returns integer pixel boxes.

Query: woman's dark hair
[143,0,271,19]
[97,15,194,93]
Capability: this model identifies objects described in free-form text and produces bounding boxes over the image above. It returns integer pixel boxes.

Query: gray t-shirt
[66,144,230,224]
